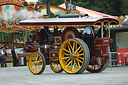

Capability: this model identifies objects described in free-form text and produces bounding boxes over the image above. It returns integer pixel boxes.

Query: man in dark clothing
[82,26,94,50]
[11,46,18,67]
[0,46,5,67]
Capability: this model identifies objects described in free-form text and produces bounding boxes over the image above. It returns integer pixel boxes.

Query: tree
[37,0,127,16]
[120,0,128,15]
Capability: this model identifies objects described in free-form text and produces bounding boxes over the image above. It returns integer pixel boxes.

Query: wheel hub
[34,61,40,66]
[69,53,76,60]
[34,62,37,66]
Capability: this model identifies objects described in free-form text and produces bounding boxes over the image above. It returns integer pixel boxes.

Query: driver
[82,26,94,50]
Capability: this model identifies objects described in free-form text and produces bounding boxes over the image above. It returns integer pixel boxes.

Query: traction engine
[20,14,119,74]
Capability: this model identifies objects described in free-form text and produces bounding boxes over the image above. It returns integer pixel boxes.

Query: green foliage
[120,0,128,15]
[47,0,128,16]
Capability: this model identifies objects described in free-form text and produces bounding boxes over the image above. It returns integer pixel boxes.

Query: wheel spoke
[57,64,59,70]
[94,65,96,70]
[88,65,102,71]
[62,57,70,59]
[75,46,81,53]
[63,48,71,54]
[66,60,72,67]
[72,42,75,52]
[36,55,39,62]
[38,65,42,69]
[54,63,56,68]
[33,66,37,72]
[75,42,77,51]
[78,49,83,53]
[38,65,41,70]
[68,42,73,50]
[74,60,78,69]
[64,53,69,56]
[53,63,55,67]
[77,60,80,68]
[65,58,70,64]
[77,53,84,56]
[67,46,71,53]
[91,65,94,70]
[36,55,38,61]
[36,66,37,72]
[79,57,84,60]
[76,59,83,64]
[71,60,73,70]
[38,60,43,63]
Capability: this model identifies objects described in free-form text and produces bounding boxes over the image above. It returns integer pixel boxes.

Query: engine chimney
[46,0,51,17]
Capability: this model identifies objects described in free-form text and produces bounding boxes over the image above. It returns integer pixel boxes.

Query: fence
[109,52,128,70]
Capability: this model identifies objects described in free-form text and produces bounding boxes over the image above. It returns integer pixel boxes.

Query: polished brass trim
[45,45,48,53]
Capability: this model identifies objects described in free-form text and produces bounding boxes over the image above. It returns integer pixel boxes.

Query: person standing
[11,46,18,67]
[3,49,7,67]
[0,46,5,67]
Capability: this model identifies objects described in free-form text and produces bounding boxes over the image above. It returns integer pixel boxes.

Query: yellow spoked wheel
[28,52,46,75]
[59,38,90,74]
[50,59,63,73]
[87,62,109,73]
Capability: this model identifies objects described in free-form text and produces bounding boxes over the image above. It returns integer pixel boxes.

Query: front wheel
[28,52,46,75]
[59,38,90,74]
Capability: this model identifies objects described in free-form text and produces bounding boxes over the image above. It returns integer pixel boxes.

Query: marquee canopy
[59,3,114,18]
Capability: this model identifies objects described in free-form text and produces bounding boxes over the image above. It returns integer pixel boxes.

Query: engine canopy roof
[19,16,119,26]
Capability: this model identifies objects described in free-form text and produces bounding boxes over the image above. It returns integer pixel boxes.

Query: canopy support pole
[24,27,27,44]
[108,22,110,38]
[101,23,104,38]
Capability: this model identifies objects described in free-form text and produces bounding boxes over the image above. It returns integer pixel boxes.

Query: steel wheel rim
[29,53,43,74]
[88,65,102,70]
[50,60,62,72]
[59,39,85,73]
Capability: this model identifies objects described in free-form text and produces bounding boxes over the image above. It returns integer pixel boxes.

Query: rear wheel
[59,38,90,74]
[28,52,46,75]
[50,59,63,73]
[87,64,108,73]
[87,47,110,73]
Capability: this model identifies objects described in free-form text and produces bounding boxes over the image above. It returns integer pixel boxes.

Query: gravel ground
[0,66,128,85]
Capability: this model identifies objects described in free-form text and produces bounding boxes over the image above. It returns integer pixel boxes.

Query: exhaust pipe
[46,0,51,17]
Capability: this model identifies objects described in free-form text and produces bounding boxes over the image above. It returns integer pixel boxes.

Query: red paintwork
[0,0,24,6]
[92,38,112,57]
[117,49,128,64]
[61,27,79,42]
[24,48,37,52]
[90,38,112,64]
[49,50,59,58]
